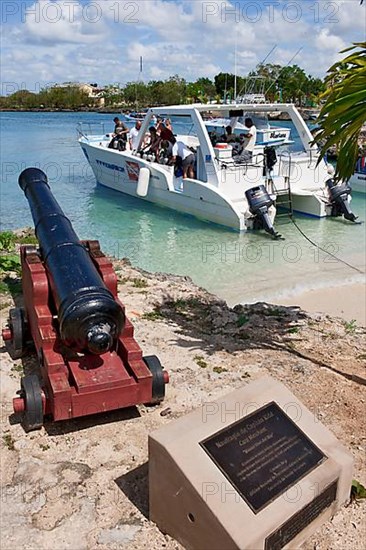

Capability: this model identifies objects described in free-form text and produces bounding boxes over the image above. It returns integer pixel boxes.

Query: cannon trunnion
[3,168,169,431]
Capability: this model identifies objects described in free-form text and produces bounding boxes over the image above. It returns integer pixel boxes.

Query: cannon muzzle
[19,168,125,354]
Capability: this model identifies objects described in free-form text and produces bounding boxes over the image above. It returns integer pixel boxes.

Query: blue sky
[1,0,365,94]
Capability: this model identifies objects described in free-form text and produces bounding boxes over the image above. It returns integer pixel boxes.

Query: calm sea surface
[1,111,365,305]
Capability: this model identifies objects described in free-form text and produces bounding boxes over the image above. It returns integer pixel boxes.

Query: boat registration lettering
[269,132,287,139]
[96,159,125,173]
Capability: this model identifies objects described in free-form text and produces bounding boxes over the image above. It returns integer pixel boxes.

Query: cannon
[2,168,169,431]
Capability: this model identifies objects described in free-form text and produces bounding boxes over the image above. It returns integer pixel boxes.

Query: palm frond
[313,42,366,182]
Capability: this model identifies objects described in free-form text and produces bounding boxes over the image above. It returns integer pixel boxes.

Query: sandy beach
[1,256,365,550]
[273,282,366,326]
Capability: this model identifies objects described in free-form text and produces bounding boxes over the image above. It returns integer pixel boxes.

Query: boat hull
[80,140,245,230]
[349,172,366,194]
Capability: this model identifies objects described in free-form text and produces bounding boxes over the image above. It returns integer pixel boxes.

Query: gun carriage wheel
[15,375,44,432]
[143,355,169,404]
[7,308,27,359]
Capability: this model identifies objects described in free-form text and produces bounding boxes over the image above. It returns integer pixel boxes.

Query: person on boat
[234,118,257,163]
[156,120,176,144]
[113,117,129,138]
[170,141,195,179]
[129,120,142,151]
[142,126,161,158]
[159,140,174,163]
[164,119,173,131]
[225,125,236,143]
[108,117,129,150]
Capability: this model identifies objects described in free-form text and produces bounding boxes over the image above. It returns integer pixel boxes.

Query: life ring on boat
[136,167,150,197]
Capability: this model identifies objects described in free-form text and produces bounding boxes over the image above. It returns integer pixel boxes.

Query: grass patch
[343,319,357,334]
[287,327,300,334]
[171,297,202,312]
[132,278,148,288]
[0,255,21,275]
[142,309,164,321]
[0,277,22,295]
[118,277,148,288]
[2,433,15,451]
[118,276,131,285]
[11,363,24,374]
[266,307,283,317]
[194,355,208,368]
[237,314,249,327]
[213,366,228,374]
[39,443,50,451]
[0,231,16,252]
[17,235,38,245]
[351,480,366,501]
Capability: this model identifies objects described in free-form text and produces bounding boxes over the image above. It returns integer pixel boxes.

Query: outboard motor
[245,185,281,239]
[326,179,358,222]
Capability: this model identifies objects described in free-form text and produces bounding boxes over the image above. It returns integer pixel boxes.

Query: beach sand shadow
[114,462,149,519]
[148,295,308,356]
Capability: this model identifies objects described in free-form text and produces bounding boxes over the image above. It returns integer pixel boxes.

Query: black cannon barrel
[19,168,125,355]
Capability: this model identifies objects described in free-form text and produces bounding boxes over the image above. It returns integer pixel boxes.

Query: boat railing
[76,122,110,139]
[218,152,265,173]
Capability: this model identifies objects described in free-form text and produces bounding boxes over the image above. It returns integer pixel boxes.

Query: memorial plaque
[149,377,353,550]
[200,401,326,512]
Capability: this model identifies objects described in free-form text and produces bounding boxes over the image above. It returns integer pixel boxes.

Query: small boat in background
[124,111,147,121]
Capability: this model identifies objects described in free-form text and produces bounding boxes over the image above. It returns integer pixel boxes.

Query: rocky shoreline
[1,253,365,549]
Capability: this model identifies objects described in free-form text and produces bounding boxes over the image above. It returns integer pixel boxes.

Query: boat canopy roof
[146,103,316,152]
[149,103,297,115]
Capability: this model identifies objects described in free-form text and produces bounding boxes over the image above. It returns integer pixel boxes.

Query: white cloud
[23,0,107,45]
[0,0,364,90]
[314,28,346,52]
[326,0,366,36]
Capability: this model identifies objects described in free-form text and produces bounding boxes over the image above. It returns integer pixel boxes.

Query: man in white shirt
[129,120,142,151]
[171,140,195,179]
[235,117,257,163]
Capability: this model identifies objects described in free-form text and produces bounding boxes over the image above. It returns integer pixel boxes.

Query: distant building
[58,82,106,107]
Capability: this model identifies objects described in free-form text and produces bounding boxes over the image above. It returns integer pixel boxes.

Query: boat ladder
[270,176,294,220]
[268,151,294,220]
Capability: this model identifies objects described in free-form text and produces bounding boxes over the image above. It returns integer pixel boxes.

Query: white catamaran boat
[78,103,358,236]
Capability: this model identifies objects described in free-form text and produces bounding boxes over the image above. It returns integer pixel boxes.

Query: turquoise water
[1,112,365,305]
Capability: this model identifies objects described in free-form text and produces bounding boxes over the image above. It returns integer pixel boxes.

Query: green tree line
[0,64,326,110]
[0,86,90,110]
